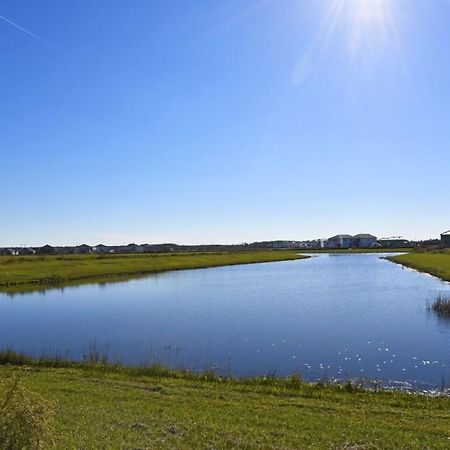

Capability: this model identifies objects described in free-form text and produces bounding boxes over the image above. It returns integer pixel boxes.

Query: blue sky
[1,0,449,246]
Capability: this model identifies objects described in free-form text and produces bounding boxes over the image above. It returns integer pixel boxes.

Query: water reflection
[2,271,175,298]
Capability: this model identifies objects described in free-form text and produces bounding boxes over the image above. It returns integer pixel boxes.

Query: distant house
[92,244,109,254]
[353,234,378,248]
[74,244,92,254]
[141,244,156,253]
[36,245,56,255]
[123,243,145,253]
[16,247,36,256]
[323,234,379,249]
[124,243,136,253]
[378,237,410,248]
[306,240,325,249]
[325,235,354,248]
[441,230,450,246]
[142,243,177,253]
[0,248,18,256]
[296,240,323,249]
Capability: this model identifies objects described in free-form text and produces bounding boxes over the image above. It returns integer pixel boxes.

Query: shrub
[0,369,56,450]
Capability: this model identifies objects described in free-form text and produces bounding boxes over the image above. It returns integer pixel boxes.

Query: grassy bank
[0,358,449,449]
[387,250,450,282]
[0,250,306,293]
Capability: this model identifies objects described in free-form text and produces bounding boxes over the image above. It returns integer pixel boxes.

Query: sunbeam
[323,0,399,55]
[293,0,403,83]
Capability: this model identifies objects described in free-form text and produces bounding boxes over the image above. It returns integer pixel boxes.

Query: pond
[1,253,450,390]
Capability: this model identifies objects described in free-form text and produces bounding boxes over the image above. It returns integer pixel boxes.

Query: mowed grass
[0,250,306,292]
[388,250,450,282]
[1,365,450,449]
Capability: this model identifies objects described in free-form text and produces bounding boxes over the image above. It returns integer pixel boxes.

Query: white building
[324,234,378,249]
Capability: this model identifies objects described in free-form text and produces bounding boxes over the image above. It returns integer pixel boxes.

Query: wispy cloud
[0,14,46,44]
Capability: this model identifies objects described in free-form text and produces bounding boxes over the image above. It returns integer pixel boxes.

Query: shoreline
[0,349,448,396]
[386,252,450,283]
[0,249,415,294]
[0,250,307,294]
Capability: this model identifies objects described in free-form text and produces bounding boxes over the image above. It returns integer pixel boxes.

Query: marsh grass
[0,349,296,386]
[0,349,389,394]
[427,295,450,318]
[0,250,306,293]
[388,250,450,282]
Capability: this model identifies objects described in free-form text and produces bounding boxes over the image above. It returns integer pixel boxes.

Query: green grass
[387,250,450,282]
[0,250,306,293]
[0,360,449,449]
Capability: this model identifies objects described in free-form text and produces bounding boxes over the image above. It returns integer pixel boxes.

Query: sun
[293,0,401,83]
[346,0,396,55]
[350,0,390,24]
[322,0,397,57]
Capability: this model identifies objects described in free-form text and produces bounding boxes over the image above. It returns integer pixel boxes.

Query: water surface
[1,253,450,389]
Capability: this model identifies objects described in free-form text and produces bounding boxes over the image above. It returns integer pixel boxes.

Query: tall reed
[427,295,450,317]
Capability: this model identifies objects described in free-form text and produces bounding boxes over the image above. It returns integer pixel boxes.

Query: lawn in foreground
[1,364,449,449]
[0,250,305,292]
[388,250,450,282]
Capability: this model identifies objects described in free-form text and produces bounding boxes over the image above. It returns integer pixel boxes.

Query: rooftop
[328,234,353,240]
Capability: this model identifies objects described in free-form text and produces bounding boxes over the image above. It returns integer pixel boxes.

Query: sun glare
[339,0,396,51]
[321,0,398,57]
[350,0,390,23]
[293,0,402,83]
